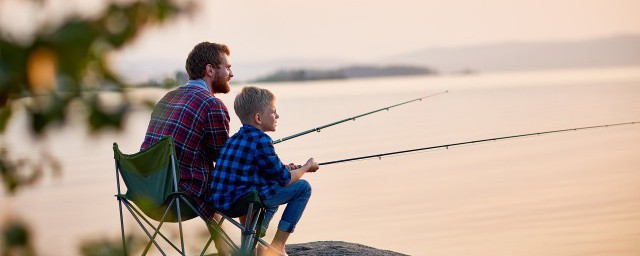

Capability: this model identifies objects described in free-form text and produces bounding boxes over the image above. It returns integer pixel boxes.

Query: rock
[286,241,408,256]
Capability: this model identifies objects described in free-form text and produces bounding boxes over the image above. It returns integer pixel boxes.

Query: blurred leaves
[0,0,195,194]
[1,0,195,254]
[0,145,62,194]
[1,219,34,256]
[79,235,145,256]
[1,0,194,135]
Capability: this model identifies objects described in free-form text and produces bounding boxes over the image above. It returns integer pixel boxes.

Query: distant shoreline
[251,64,438,83]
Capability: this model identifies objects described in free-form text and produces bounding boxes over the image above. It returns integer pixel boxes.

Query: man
[140,42,233,254]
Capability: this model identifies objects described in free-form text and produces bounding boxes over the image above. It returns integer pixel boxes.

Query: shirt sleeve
[255,136,291,186]
[204,102,230,161]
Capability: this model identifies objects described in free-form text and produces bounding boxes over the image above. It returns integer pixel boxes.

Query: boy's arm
[255,136,319,186]
[255,137,291,186]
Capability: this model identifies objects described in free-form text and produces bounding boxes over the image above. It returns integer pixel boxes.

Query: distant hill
[252,65,436,83]
[115,34,640,83]
[387,34,640,73]
[234,58,352,82]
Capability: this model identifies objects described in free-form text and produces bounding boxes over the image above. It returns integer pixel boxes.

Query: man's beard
[212,76,230,94]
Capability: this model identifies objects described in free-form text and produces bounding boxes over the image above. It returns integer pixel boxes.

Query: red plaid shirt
[141,80,229,219]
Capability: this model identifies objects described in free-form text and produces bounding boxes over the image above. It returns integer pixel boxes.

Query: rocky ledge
[286,241,408,256]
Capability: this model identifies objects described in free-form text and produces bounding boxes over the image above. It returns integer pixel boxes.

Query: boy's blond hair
[234,86,275,124]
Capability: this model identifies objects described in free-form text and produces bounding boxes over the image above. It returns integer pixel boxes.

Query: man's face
[210,53,233,94]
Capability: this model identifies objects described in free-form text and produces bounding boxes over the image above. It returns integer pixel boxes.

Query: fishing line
[318,121,639,166]
[272,90,449,144]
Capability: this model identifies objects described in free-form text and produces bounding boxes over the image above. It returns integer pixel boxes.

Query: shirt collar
[241,124,261,133]
[240,124,272,139]
[185,79,211,93]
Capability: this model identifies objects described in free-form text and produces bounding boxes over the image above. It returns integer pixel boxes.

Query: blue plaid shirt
[210,124,291,211]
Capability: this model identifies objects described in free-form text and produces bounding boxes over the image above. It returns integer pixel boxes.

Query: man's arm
[204,103,230,160]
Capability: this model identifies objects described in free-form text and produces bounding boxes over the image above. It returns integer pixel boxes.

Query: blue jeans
[261,179,312,234]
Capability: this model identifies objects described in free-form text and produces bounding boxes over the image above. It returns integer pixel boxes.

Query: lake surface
[2,66,640,255]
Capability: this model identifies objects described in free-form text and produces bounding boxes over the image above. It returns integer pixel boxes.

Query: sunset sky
[118,0,640,62]
[2,0,639,77]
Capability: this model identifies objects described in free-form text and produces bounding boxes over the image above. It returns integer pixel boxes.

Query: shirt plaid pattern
[141,80,229,219]
[210,124,291,211]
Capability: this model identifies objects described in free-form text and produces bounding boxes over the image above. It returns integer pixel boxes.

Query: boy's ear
[253,112,262,125]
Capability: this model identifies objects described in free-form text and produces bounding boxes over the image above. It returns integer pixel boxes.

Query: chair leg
[241,203,255,255]
[240,203,266,256]
[141,200,177,255]
[122,202,167,256]
[249,209,265,252]
[118,198,128,256]
[200,236,214,256]
[215,211,265,255]
[206,218,240,254]
[247,208,263,255]
[176,198,186,256]
[178,197,240,254]
[127,203,182,253]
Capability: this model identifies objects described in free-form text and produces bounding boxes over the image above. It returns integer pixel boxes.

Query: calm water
[2,66,640,255]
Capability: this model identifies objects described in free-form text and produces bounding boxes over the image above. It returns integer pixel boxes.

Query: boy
[210,86,319,255]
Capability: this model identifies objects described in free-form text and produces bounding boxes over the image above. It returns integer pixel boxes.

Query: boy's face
[258,101,279,132]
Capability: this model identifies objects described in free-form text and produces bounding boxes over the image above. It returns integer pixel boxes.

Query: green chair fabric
[223,190,263,218]
[113,136,198,222]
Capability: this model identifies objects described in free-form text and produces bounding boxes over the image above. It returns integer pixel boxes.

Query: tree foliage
[0,0,195,254]
[0,0,194,193]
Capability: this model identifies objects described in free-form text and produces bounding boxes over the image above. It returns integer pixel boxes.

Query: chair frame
[113,137,272,256]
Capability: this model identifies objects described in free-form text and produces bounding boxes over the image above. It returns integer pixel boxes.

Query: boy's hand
[305,158,319,173]
[288,163,302,170]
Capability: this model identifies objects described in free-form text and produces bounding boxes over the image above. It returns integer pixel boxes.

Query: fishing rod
[319,121,639,166]
[273,90,449,144]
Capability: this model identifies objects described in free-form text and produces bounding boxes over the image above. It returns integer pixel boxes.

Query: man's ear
[205,64,215,78]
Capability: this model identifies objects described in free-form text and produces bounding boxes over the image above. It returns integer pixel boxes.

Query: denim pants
[261,179,312,234]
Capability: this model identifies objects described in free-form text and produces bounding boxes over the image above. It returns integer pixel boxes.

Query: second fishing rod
[317,121,639,166]
[272,90,448,144]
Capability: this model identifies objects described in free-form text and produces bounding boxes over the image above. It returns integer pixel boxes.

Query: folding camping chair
[113,136,271,255]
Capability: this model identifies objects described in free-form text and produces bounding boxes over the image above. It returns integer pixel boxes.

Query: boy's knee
[298,179,312,196]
